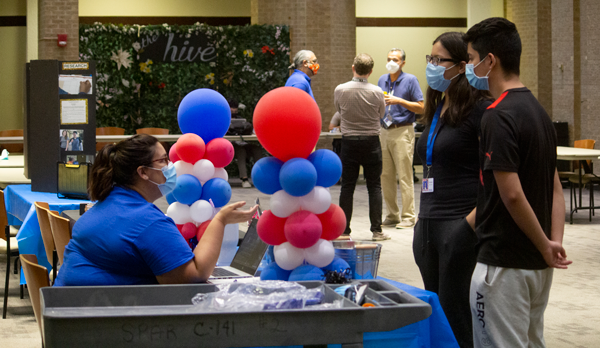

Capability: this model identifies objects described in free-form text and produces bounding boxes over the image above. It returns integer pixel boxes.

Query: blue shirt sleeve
[409,76,424,102]
[134,218,195,276]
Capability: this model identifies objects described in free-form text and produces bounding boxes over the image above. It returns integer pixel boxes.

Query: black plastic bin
[40,280,431,348]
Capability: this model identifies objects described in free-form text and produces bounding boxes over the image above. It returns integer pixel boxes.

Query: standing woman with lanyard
[414,32,492,348]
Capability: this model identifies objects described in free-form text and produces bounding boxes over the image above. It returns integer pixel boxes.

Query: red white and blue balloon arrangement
[251,87,350,281]
[167,89,235,246]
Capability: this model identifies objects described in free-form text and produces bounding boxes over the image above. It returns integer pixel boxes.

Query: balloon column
[167,89,234,247]
[251,87,348,281]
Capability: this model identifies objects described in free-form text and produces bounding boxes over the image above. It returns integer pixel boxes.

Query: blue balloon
[288,264,325,281]
[177,89,231,143]
[201,178,232,208]
[322,257,351,274]
[251,157,284,194]
[172,174,202,205]
[279,158,317,197]
[166,192,177,205]
[260,262,292,281]
[308,149,342,187]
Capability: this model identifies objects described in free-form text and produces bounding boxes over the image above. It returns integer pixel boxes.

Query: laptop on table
[209,201,267,281]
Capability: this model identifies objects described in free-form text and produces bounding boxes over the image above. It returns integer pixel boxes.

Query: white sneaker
[372,232,391,241]
[241,180,252,188]
[396,220,415,229]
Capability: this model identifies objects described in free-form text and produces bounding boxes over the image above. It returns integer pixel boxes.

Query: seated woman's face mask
[145,162,177,196]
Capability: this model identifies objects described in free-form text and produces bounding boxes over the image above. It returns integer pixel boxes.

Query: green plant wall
[79,23,290,134]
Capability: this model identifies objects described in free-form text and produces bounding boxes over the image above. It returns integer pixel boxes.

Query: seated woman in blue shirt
[54,134,257,286]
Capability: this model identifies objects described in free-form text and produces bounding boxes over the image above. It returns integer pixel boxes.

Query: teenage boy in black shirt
[463,17,572,348]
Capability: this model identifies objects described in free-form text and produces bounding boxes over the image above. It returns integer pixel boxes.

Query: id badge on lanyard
[382,87,394,128]
[422,100,444,193]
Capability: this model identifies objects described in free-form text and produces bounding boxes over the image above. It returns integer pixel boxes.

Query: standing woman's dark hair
[89,134,158,201]
[422,32,491,127]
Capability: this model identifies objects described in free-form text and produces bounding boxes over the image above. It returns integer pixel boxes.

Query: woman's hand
[214,201,258,226]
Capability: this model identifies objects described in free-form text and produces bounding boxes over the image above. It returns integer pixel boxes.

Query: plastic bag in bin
[190,280,334,312]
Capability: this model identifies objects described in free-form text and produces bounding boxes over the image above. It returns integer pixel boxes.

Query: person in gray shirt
[334,53,389,241]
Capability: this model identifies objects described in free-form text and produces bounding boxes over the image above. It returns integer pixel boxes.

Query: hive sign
[138,32,216,63]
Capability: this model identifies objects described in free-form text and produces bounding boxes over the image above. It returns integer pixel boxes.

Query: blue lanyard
[426,100,444,167]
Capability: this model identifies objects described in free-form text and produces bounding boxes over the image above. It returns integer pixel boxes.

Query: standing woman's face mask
[426,42,463,92]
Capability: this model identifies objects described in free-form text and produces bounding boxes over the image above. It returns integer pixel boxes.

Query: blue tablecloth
[267,277,458,348]
[360,277,458,348]
[4,185,90,284]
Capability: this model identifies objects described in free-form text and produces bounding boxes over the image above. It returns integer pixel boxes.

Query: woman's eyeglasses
[426,55,454,66]
[149,155,170,166]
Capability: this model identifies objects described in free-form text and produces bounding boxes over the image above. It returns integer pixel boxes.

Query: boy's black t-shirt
[416,99,492,219]
[476,87,557,270]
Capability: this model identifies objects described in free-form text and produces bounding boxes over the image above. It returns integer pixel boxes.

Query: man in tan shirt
[334,53,390,241]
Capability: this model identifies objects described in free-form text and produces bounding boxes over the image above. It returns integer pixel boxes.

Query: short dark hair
[89,134,158,201]
[353,53,374,76]
[463,17,521,76]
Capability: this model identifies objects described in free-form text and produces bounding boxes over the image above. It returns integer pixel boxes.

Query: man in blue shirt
[285,50,319,100]
[377,48,424,229]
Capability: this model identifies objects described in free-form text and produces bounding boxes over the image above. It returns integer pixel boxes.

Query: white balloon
[304,239,335,268]
[192,159,215,183]
[270,190,301,218]
[299,186,331,214]
[273,242,305,270]
[174,160,194,176]
[189,199,213,223]
[166,202,192,224]
[213,167,229,181]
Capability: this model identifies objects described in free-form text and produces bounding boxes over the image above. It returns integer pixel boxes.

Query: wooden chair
[1,189,22,319]
[20,254,50,337]
[135,127,169,135]
[34,202,58,283]
[0,190,19,238]
[0,129,24,154]
[47,211,72,265]
[96,127,125,152]
[567,140,597,221]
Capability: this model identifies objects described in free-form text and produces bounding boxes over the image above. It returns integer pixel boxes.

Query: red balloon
[204,138,234,168]
[284,210,322,249]
[257,210,288,245]
[317,204,346,240]
[169,142,181,163]
[196,220,211,240]
[176,133,206,163]
[179,222,197,239]
[253,87,321,161]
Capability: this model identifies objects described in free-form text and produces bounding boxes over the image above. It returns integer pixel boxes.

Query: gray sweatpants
[470,262,554,348]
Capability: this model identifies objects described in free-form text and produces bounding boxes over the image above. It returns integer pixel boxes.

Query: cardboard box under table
[40,280,431,348]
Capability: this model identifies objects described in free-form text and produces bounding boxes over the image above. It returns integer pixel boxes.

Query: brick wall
[506,0,554,116]
[537,0,552,117]
[252,0,356,133]
[580,0,600,142]
[552,0,576,143]
[38,0,79,60]
[506,0,539,99]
